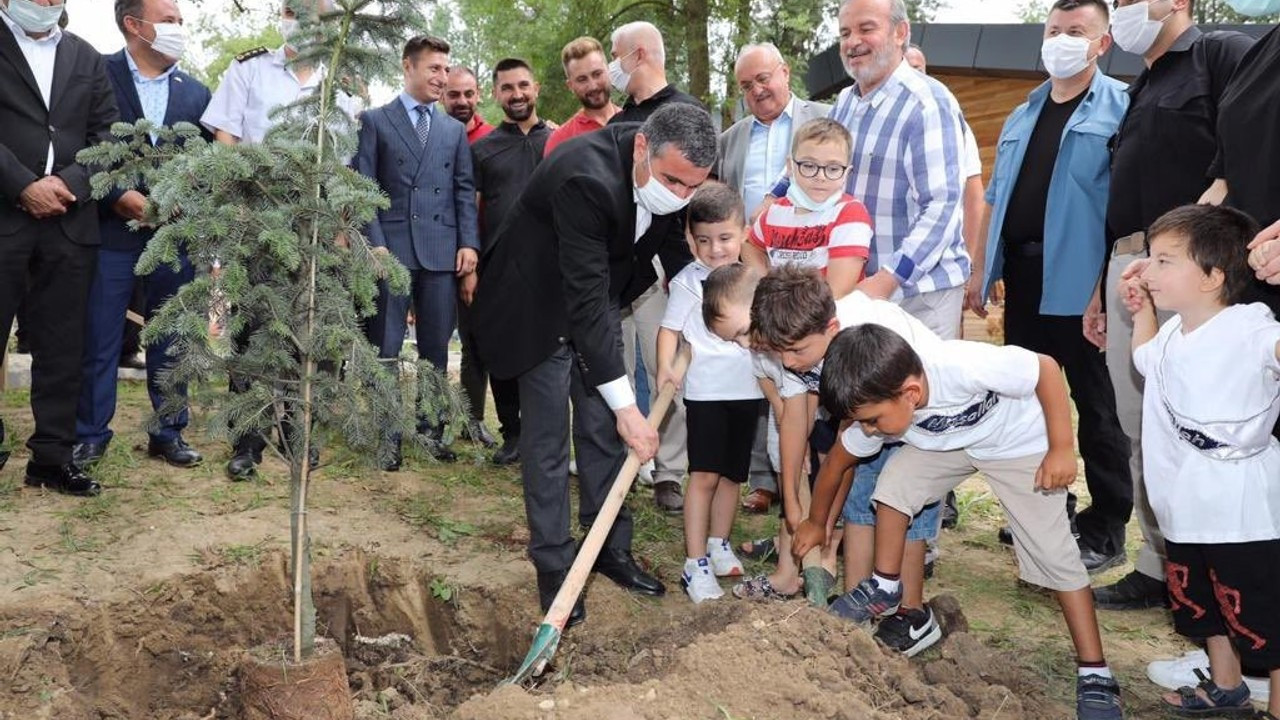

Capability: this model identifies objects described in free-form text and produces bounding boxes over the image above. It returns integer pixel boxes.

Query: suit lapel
[107,52,144,122]
[48,35,77,114]
[0,25,44,105]
[386,100,424,160]
[729,122,749,189]
[162,72,187,126]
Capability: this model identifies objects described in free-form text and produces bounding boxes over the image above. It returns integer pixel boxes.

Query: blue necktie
[415,104,431,146]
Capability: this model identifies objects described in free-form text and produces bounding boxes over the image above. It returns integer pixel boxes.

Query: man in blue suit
[354,34,479,468]
[72,0,210,469]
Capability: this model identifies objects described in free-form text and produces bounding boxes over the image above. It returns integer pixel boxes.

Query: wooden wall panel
[933,74,1043,185]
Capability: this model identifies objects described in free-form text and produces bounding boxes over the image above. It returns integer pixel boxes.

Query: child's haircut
[791,117,853,156]
[818,324,924,420]
[687,181,745,230]
[702,262,761,328]
[749,265,836,350]
[1147,204,1260,305]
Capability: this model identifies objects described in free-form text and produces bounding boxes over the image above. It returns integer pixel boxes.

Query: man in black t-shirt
[464,58,552,466]
[969,0,1134,574]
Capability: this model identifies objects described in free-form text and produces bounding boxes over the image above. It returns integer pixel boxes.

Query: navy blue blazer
[100,50,212,252]
[352,99,479,272]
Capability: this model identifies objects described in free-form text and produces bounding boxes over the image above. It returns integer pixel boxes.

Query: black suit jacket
[100,50,212,252]
[472,123,693,382]
[0,27,118,243]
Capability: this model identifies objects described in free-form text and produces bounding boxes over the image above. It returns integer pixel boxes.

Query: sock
[1077,660,1112,679]
[871,572,901,595]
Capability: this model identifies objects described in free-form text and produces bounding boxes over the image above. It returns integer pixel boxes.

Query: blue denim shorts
[842,444,942,542]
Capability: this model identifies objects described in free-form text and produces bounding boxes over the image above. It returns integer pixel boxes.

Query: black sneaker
[1076,674,1124,720]
[941,491,958,529]
[1093,570,1168,610]
[1079,544,1126,575]
[874,607,942,657]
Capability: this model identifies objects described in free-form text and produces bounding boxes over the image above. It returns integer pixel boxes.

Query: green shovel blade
[803,566,834,609]
[505,622,562,686]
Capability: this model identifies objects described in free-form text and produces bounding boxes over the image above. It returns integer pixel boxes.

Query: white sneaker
[1147,649,1270,702]
[706,538,744,577]
[682,557,724,603]
[636,459,655,486]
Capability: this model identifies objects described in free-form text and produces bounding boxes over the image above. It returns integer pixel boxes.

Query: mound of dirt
[450,602,1064,720]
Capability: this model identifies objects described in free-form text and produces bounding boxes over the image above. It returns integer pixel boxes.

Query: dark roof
[805,23,1273,99]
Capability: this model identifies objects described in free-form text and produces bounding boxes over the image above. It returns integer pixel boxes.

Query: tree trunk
[684,0,710,106]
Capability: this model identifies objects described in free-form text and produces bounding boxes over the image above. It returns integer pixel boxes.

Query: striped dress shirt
[828,60,969,297]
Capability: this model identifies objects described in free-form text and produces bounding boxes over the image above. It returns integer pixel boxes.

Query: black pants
[0,219,97,466]
[1002,251,1133,555]
[518,340,632,573]
[457,296,520,439]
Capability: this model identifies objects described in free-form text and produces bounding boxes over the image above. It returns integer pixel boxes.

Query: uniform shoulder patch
[235,46,269,63]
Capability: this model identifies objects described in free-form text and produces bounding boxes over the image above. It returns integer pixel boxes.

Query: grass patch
[393,493,475,545]
[192,540,272,568]
[0,476,19,513]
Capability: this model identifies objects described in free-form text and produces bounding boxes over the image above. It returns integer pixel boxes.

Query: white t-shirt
[962,121,982,180]
[1134,303,1280,544]
[660,262,763,402]
[841,340,1047,461]
[779,291,943,398]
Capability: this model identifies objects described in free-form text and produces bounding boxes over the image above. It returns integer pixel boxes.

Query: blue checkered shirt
[828,60,970,297]
[125,49,176,141]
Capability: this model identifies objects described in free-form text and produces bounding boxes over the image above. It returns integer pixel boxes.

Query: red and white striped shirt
[748,194,873,275]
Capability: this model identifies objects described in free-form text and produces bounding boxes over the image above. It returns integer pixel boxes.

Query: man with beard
[544,36,619,156]
[461,57,550,466]
[773,0,968,340]
[444,66,492,145]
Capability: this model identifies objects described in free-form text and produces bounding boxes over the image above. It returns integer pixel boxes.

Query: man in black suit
[73,0,211,470]
[472,103,717,625]
[0,0,118,496]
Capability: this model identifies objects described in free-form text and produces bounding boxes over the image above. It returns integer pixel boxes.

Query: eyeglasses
[792,158,849,180]
[738,62,784,94]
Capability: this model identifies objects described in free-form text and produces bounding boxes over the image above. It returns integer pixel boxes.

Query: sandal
[732,574,799,602]
[739,537,777,562]
[1164,669,1254,717]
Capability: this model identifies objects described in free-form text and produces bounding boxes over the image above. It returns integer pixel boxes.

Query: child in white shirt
[656,183,762,604]
[1118,204,1280,718]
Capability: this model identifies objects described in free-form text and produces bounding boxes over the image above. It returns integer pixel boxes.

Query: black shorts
[685,399,763,483]
[1165,539,1280,670]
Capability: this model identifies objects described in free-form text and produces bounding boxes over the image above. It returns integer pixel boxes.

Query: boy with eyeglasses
[741,118,871,300]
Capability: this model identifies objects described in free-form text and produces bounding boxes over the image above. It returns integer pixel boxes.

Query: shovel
[506,346,691,686]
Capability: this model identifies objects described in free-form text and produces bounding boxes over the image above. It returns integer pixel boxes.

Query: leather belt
[1004,240,1044,259]
[1113,231,1146,257]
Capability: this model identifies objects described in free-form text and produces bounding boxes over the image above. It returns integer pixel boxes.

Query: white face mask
[1226,0,1280,14]
[608,49,636,94]
[1111,1,1171,55]
[2,0,64,33]
[278,17,300,45]
[131,18,187,61]
[786,181,841,213]
[635,153,691,216]
[1040,34,1095,79]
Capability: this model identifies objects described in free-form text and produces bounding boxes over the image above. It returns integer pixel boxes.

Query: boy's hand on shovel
[791,519,825,561]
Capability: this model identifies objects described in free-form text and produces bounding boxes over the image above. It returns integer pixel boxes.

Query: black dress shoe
[380,437,403,472]
[536,569,586,628]
[71,441,109,467]
[1093,570,1168,610]
[492,436,520,465]
[1079,544,1126,575]
[593,547,665,596]
[25,462,101,497]
[225,446,262,481]
[424,439,456,463]
[0,418,9,471]
[998,526,1014,546]
[467,422,498,449]
[147,438,203,468]
[653,481,683,514]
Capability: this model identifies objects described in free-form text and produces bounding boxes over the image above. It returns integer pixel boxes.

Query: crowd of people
[3,0,1280,717]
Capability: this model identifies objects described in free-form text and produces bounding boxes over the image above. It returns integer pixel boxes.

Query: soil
[0,315,1187,719]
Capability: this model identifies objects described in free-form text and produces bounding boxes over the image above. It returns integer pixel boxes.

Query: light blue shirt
[982,70,1130,316]
[742,96,793,220]
[399,92,432,127]
[125,49,176,140]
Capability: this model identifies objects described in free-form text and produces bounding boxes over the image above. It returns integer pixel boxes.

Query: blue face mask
[786,181,841,213]
[1225,0,1280,15]
[2,0,64,33]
